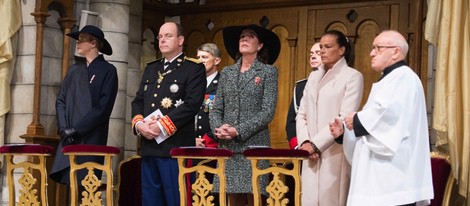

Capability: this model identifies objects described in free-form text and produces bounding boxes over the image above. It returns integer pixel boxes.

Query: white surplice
[343,65,434,206]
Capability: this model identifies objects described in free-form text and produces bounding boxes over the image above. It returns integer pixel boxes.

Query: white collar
[206,71,218,88]
[164,52,183,64]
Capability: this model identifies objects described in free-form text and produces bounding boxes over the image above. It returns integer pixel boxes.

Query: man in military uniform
[131,22,206,206]
[194,43,221,148]
[184,43,222,206]
[285,42,322,149]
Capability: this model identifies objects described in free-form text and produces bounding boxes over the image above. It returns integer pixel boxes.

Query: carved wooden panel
[311,4,394,106]
[176,1,422,149]
[270,26,291,149]
[186,30,205,58]
[355,21,381,106]
[182,9,300,148]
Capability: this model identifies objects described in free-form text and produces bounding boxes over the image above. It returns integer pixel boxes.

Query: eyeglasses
[371,45,397,53]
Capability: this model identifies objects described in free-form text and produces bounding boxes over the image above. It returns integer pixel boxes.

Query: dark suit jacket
[131,54,206,157]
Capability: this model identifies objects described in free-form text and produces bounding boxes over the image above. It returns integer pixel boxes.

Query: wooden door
[310,4,397,106]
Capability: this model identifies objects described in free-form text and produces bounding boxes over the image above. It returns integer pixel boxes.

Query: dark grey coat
[50,56,118,184]
[209,58,278,193]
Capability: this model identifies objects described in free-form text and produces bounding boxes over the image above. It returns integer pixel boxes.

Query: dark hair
[175,22,184,37]
[322,30,354,65]
[234,30,270,64]
[88,34,103,51]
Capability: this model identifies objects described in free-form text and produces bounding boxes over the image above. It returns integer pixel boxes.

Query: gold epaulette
[184,57,202,64]
[295,78,308,84]
[146,57,164,65]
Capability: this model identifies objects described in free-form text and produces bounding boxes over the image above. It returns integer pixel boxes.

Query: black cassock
[50,55,118,184]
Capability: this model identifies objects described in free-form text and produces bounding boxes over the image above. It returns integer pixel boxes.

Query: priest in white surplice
[329,30,434,206]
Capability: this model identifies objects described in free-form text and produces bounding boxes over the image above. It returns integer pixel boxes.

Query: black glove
[60,128,78,146]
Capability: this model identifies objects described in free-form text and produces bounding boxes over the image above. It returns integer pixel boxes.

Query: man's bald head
[370,30,409,72]
[377,30,408,60]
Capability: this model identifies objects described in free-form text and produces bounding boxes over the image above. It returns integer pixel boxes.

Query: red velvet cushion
[430,157,451,206]
[243,148,309,158]
[170,147,233,157]
[0,144,54,154]
[62,145,120,154]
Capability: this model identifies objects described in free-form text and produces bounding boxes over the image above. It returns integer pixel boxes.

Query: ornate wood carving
[145,0,425,149]
[59,17,76,80]
[22,1,76,206]
[27,11,50,136]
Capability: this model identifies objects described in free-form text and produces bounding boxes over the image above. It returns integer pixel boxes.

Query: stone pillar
[89,0,130,162]
[125,0,143,158]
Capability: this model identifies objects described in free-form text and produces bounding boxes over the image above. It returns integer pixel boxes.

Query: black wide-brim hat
[67,25,113,55]
[223,24,280,64]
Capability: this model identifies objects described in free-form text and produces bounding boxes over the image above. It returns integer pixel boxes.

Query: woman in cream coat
[296,30,364,206]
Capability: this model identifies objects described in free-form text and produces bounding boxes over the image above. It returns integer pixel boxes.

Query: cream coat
[296,58,363,206]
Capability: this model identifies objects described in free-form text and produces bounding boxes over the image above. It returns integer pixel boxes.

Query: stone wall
[0,0,140,204]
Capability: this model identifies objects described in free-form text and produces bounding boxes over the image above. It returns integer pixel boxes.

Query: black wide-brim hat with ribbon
[66,25,113,55]
[223,24,280,64]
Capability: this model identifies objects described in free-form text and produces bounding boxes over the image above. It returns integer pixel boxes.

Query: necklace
[157,70,173,84]
[156,58,185,87]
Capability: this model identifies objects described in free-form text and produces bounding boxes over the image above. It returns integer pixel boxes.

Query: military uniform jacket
[195,73,219,139]
[131,54,206,157]
[51,55,118,184]
[285,79,307,141]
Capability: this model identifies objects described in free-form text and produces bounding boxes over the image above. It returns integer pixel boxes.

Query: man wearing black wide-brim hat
[50,25,118,189]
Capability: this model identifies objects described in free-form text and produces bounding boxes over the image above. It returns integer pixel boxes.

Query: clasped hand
[59,128,78,146]
[137,120,161,140]
[299,142,320,161]
[328,112,356,138]
[195,138,205,147]
[214,124,238,140]
[329,117,344,139]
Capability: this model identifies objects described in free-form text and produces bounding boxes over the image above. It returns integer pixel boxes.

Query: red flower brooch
[255,76,262,85]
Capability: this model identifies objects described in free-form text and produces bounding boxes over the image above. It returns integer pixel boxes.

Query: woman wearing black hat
[50,25,118,188]
[209,24,280,206]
